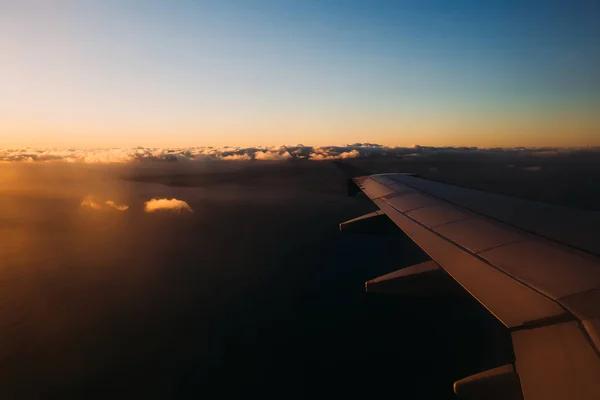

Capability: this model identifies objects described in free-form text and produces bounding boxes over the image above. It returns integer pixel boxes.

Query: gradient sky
[1,0,599,148]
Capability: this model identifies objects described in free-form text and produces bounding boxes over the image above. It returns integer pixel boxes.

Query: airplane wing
[343,173,600,400]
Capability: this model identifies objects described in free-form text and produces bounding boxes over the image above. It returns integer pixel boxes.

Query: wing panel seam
[377,200,569,328]
[381,198,565,310]
[475,239,527,255]
[381,175,600,259]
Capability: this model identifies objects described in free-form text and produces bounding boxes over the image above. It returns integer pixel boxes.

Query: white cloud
[254,150,292,160]
[339,149,361,159]
[105,200,129,211]
[308,148,361,160]
[144,198,193,213]
[308,152,328,160]
[221,153,252,161]
[81,197,103,210]
[81,197,129,211]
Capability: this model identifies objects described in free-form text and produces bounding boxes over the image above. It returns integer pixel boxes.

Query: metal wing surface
[348,173,600,400]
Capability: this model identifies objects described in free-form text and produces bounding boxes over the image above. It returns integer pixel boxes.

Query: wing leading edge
[348,173,600,400]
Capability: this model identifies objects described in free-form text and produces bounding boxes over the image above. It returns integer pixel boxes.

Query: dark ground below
[0,154,599,399]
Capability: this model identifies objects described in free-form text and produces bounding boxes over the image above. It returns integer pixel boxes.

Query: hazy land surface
[1,154,599,399]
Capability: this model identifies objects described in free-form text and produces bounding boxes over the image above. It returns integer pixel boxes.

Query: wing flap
[512,321,600,400]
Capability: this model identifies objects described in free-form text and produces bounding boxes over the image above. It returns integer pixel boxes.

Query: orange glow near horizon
[3,107,599,149]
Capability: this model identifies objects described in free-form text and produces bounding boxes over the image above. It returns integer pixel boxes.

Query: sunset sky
[2,0,599,148]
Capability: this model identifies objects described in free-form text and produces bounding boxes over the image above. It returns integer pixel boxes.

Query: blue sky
[1,0,599,147]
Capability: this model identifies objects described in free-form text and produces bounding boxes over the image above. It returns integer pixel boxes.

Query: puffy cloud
[144,198,193,213]
[221,153,252,161]
[308,152,328,161]
[1,145,598,163]
[309,148,362,160]
[254,150,292,160]
[81,197,128,211]
[339,149,361,159]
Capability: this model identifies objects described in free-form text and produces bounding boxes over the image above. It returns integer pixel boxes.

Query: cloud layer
[144,198,193,213]
[1,144,598,164]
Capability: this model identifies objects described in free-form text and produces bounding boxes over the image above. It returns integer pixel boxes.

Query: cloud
[105,200,129,211]
[1,145,599,163]
[81,197,129,211]
[220,153,252,161]
[81,197,103,210]
[308,152,328,161]
[144,198,193,213]
[254,150,292,160]
[339,149,361,159]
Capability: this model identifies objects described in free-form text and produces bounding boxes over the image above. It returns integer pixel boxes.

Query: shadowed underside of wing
[351,173,600,400]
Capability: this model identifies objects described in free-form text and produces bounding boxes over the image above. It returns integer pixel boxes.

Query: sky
[1,0,599,148]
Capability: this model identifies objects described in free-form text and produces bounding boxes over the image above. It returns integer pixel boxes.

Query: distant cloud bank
[1,144,598,164]
[144,198,193,213]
